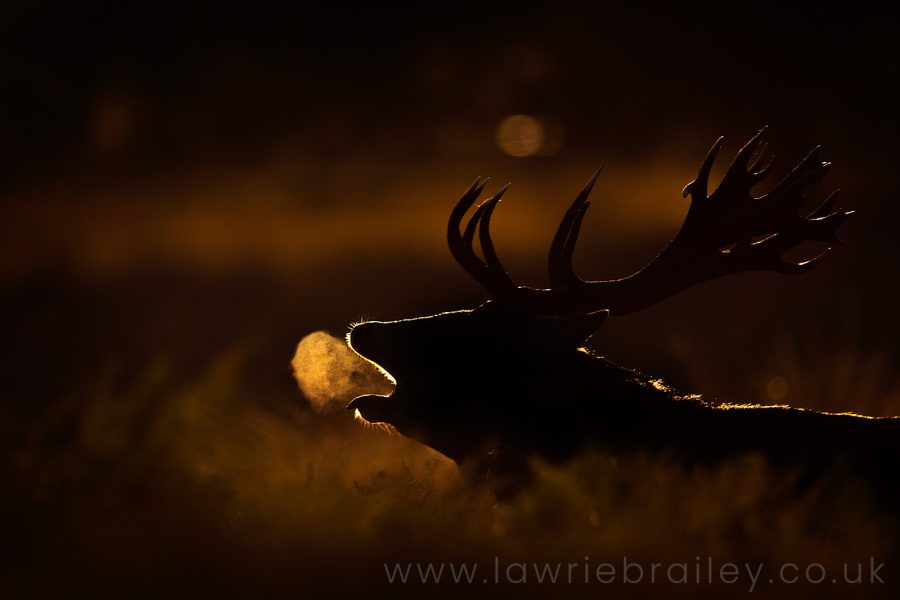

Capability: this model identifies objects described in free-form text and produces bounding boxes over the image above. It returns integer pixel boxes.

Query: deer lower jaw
[346,393,397,426]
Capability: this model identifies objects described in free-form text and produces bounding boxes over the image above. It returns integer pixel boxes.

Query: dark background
[2,2,900,597]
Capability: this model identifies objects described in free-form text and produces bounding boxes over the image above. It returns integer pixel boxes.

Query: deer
[345,128,900,504]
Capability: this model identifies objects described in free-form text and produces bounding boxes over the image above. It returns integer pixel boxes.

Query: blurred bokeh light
[496,114,545,156]
[495,113,565,157]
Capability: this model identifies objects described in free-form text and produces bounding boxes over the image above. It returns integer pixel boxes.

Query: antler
[447,177,517,299]
[448,128,853,316]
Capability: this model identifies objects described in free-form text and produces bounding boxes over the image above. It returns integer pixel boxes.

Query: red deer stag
[346,128,900,501]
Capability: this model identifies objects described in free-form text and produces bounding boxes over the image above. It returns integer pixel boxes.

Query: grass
[2,336,898,599]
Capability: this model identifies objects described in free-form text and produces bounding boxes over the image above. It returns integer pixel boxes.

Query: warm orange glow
[767,376,789,401]
[1,155,702,285]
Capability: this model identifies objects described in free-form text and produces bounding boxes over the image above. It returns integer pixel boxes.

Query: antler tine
[477,184,515,293]
[747,141,769,172]
[733,126,768,169]
[448,178,519,297]
[807,189,854,245]
[807,208,854,245]
[448,177,490,284]
[749,153,776,182]
[717,127,771,191]
[463,202,489,245]
[747,139,776,183]
[777,249,831,274]
[449,177,489,242]
[728,227,834,274]
[775,146,831,199]
[548,169,601,289]
[682,136,724,199]
[809,188,841,219]
[559,202,591,287]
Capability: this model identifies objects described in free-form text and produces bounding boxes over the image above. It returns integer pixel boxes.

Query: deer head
[346,128,853,466]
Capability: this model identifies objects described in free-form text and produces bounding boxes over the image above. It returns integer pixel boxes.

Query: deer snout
[348,321,402,377]
[348,322,380,358]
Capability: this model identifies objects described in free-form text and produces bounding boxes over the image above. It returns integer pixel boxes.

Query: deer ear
[535,309,609,349]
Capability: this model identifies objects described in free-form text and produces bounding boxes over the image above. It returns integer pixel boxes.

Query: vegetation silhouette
[347,129,900,503]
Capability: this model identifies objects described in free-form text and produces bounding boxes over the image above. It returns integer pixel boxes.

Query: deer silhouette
[346,128,900,501]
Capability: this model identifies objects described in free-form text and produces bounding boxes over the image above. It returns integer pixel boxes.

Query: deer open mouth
[346,393,401,435]
[346,393,390,417]
[344,348,398,425]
